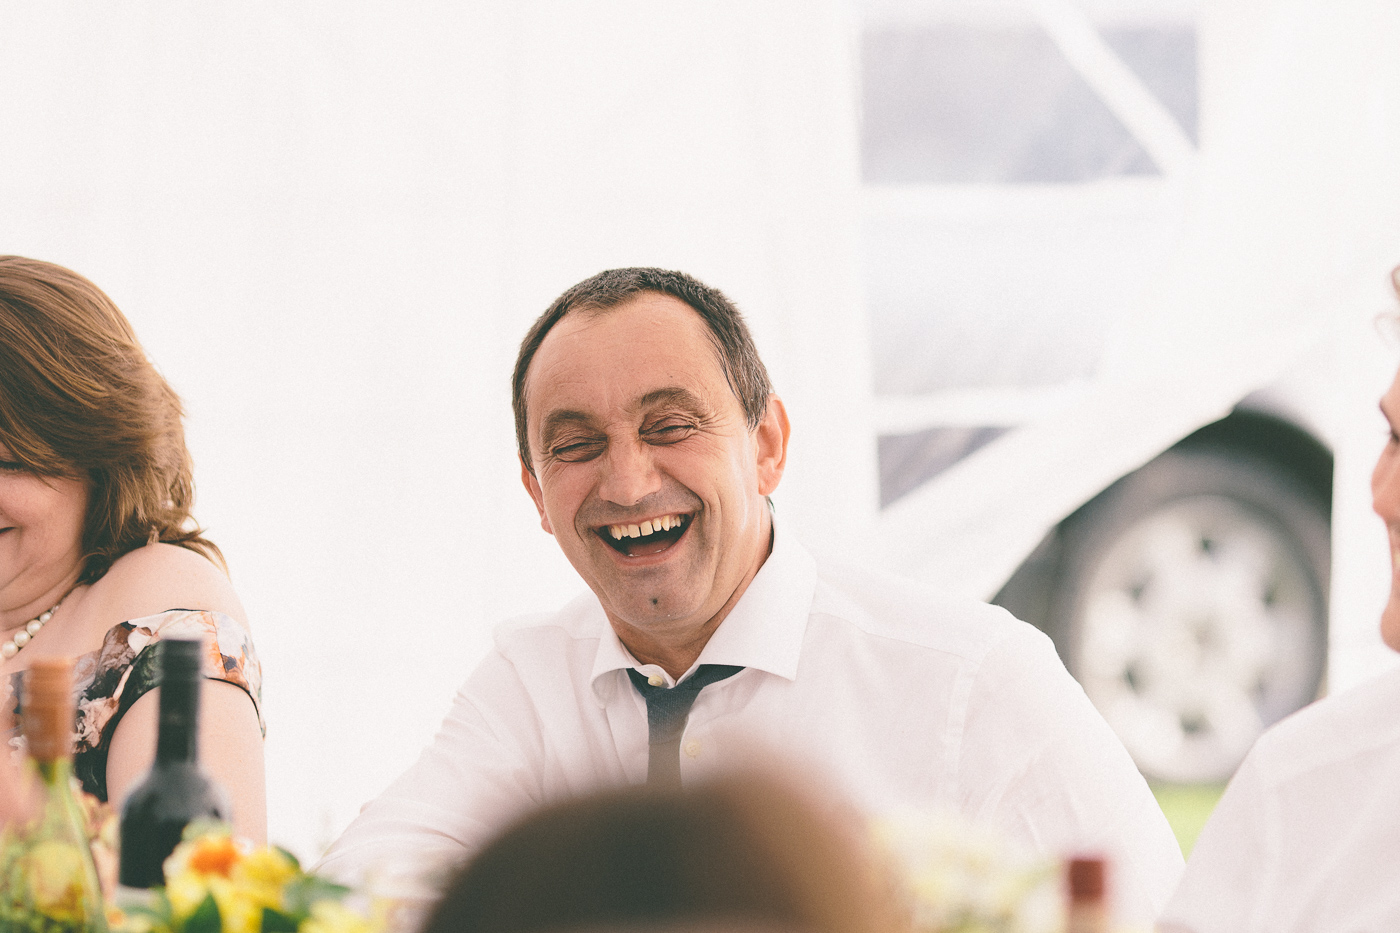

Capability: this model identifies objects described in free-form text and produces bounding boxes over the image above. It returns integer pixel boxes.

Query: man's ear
[520,456,554,535]
[755,394,790,497]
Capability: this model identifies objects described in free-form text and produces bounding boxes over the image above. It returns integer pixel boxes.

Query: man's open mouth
[596,513,692,558]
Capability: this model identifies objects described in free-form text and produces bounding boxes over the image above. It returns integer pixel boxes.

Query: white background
[0,1,877,859]
[2,0,1398,861]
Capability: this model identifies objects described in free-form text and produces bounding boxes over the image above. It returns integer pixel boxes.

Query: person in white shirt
[319,268,1183,923]
[1158,274,1400,933]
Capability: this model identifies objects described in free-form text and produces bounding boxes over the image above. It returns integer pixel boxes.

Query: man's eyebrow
[637,387,711,414]
[538,409,594,445]
[536,389,713,448]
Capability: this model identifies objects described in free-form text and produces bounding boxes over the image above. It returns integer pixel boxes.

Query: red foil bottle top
[1068,856,1106,903]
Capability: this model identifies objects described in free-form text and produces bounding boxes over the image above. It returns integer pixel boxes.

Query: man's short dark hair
[513,267,774,473]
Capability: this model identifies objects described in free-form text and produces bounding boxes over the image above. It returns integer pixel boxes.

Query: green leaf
[281,875,351,915]
[184,892,223,933]
[272,847,302,873]
[123,903,172,923]
[121,886,175,924]
[260,906,301,932]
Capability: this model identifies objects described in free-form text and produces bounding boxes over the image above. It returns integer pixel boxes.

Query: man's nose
[598,439,662,507]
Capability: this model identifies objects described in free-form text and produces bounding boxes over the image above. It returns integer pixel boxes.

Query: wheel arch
[1176,408,1333,513]
[994,408,1334,639]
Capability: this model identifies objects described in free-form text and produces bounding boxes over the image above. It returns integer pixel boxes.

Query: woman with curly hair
[0,255,264,843]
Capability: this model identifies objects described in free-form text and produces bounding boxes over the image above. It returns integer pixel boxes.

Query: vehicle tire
[1048,445,1330,784]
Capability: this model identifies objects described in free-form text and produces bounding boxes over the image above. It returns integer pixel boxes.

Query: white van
[860,0,1400,783]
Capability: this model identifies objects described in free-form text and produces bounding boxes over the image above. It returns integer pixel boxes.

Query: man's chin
[606,594,707,629]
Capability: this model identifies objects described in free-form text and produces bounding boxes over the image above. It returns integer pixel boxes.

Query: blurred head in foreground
[1372,264,1400,652]
[418,771,897,933]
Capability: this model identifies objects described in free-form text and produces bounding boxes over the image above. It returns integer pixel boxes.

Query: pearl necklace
[1,601,62,661]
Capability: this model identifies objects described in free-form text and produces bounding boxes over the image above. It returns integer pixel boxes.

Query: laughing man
[320,268,1183,921]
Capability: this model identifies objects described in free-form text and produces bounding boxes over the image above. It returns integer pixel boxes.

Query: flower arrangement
[0,781,115,932]
[110,824,384,933]
[1,837,92,932]
[874,811,1061,933]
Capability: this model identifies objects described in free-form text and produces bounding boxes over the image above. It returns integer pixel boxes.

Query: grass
[1150,783,1226,857]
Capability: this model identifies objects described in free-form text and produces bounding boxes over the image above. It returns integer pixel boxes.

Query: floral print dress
[5,609,264,801]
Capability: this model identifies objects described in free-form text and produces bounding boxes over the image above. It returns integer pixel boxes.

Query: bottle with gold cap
[0,657,110,932]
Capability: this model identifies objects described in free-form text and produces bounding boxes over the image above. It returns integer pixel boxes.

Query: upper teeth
[608,514,685,540]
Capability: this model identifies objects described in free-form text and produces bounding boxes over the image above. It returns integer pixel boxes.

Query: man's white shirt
[1159,664,1400,933]
[320,528,1183,923]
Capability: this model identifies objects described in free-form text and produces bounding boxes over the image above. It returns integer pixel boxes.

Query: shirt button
[648,674,664,687]
[684,740,702,758]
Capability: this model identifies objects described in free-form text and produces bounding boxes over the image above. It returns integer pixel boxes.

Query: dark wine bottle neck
[155,679,201,765]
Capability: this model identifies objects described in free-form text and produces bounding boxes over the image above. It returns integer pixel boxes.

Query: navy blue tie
[626,664,743,788]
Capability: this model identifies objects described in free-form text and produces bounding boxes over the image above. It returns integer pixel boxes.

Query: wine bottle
[117,637,231,890]
[1065,856,1108,933]
[0,657,110,933]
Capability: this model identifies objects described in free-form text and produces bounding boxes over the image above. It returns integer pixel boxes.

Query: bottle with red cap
[1066,855,1108,933]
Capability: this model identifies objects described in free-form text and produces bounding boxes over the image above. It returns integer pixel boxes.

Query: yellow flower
[163,835,307,933]
[165,833,241,884]
[299,900,381,933]
[209,879,264,933]
[22,840,87,920]
[164,834,245,920]
[164,867,213,919]
[186,834,242,878]
[147,828,380,933]
[232,846,298,902]
[208,847,301,932]
[166,877,260,933]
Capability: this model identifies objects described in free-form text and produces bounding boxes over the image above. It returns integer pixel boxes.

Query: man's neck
[618,620,723,681]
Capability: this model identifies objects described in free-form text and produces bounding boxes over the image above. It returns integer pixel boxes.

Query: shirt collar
[588,521,816,703]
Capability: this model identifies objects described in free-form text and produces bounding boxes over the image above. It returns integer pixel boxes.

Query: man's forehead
[526,296,726,413]
[549,291,708,343]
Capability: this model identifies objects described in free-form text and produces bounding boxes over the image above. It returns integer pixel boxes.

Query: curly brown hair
[0,256,222,584]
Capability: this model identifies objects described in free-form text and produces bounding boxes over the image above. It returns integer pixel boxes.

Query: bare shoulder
[82,543,250,630]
